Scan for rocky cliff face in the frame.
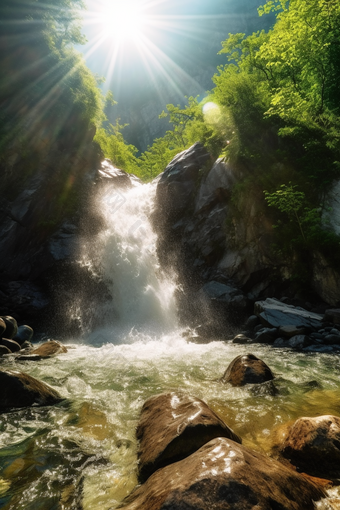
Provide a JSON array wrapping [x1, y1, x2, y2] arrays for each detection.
[[152, 143, 340, 332], [0, 143, 120, 336]]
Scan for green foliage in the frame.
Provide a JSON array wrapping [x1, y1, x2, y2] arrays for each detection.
[[94, 121, 138, 174], [212, 0, 340, 275], [0, 0, 104, 184]]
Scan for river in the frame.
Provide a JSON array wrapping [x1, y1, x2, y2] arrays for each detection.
[[1, 181, 340, 509]]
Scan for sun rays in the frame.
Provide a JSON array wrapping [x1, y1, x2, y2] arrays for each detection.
[[79, 0, 220, 97]]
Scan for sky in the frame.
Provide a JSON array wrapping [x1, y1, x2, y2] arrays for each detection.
[[78, 0, 268, 97]]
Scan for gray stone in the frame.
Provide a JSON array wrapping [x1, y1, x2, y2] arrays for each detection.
[[13, 325, 33, 345], [244, 315, 259, 329], [255, 328, 277, 344], [272, 337, 289, 347], [254, 298, 323, 329], [279, 325, 306, 338], [195, 158, 235, 213], [288, 335, 311, 349], [304, 345, 335, 353], [323, 334, 340, 345]]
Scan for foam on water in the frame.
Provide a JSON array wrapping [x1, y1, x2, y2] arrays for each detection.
[[77, 180, 178, 342], [2, 179, 340, 508]]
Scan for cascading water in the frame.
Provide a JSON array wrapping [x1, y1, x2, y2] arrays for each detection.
[[76, 180, 179, 342], [1, 179, 340, 509]]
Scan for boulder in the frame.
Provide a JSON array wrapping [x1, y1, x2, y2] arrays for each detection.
[[0, 317, 5, 337], [119, 437, 325, 510], [272, 415, 340, 479], [30, 340, 68, 358], [97, 159, 138, 188], [324, 309, 340, 325], [254, 298, 323, 329], [136, 392, 241, 483], [232, 334, 252, 344], [288, 335, 312, 349], [221, 354, 274, 386], [0, 338, 21, 353], [13, 324, 34, 345], [0, 370, 62, 410], [155, 142, 211, 225], [0, 315, 18, 339], [195, 158, 235, 213]]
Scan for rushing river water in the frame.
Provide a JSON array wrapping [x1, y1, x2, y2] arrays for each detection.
[[1, 180, 340, 509]]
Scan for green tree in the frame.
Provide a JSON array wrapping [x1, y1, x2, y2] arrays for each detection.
[[95, 121, 139, 174]]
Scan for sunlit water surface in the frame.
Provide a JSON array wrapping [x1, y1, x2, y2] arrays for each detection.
[[1, 178, 340, 508], [1, 337, 340, 509]]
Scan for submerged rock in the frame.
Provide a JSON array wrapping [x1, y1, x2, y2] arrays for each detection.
[[221, 353, 274, 386], [136, 392, 241, 483], [119, 437, 325, 510], [30, 340, 68, 358], [272, 415, 340, 479], [0, 370, 62, 410]]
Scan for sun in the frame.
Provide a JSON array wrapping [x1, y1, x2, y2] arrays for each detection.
[[98, 0, 147, 43]]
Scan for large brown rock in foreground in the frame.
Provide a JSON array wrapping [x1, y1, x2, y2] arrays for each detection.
[[136, 392, 241, 483], [0, 370, 62, 411], [119, 437, 325, 510], [272, 415, 340, 479], [221, 353, 274, 386]]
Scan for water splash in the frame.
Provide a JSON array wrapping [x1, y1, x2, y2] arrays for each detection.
[[78, 180, 178, 343]]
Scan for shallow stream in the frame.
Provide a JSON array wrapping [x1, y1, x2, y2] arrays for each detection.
[[1, 177, 340, 509]]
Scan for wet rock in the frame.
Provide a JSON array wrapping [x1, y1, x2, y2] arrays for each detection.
[[231, 334, 252, 344], [0, 338, 21, 353], [221, 354, 274, 386], [272, 415, 340, 479], [0, 370, 62, 410], [0, 316, 18, 339], [20, 340, 33, 350], [136, 392, 241, 483], [30, 340, 68, 358], [97, 159, 139, 188], [272, 337, 289, 348], [13, 325, 34, 345], [254, 298, 323, 329], [288, 335, 312, 349], [120, 437, 325, 510], [0, 345, 11, 356], [0, 317, 5, 337]]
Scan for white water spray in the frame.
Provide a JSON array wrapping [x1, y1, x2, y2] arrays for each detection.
[[78, 178, 178, 343]]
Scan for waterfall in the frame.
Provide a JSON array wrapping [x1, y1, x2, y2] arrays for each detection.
[[77, 179, 179, 343]]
